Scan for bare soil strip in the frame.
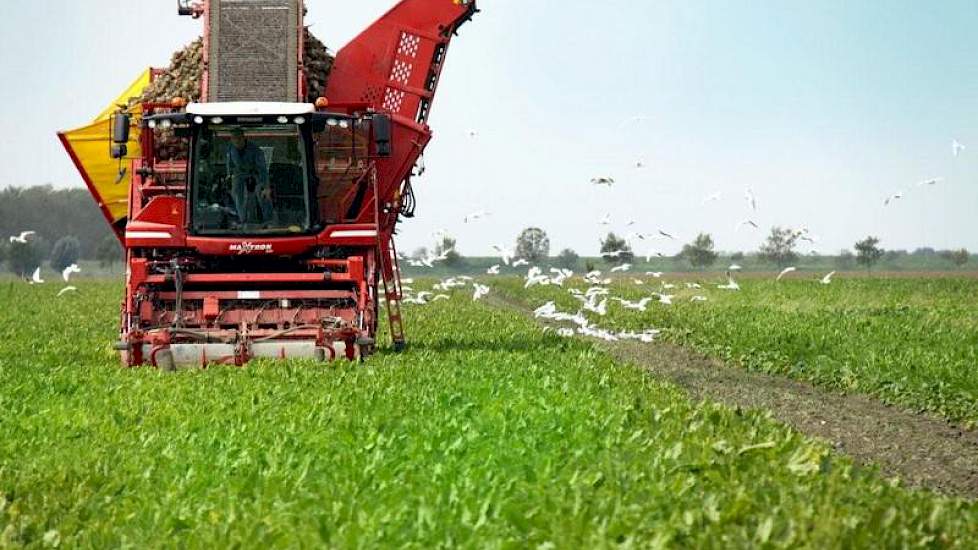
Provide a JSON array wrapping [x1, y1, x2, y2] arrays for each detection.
[[488, 294, 978, 499]]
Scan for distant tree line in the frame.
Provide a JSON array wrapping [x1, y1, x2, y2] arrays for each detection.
[[0, 185, 116, 259], [0, 186, 125, 275]]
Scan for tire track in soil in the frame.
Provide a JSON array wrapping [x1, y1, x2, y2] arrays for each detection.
[[487, 293, 978, 499]]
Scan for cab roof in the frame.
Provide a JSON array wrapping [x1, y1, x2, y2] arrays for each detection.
[[186, 102, 316, 116]]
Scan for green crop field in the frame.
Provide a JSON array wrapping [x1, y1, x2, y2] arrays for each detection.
[[1, 281, 977, 547], [495, 276, 978, 425]]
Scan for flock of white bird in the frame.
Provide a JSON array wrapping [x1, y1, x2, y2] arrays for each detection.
[[397, 132, 969, 344], [9, 231, 81, 295]]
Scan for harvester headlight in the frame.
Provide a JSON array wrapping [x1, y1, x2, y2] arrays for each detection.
[[147, 120, 157, 129], [277, 116, 289, 124], [339, 120, 350, 129], [326, 118, 338, 127], [160, 119, 173, 130], [211, 117, 223, 125], [193, 115, 204, 124], [294, 116, 306, 125]]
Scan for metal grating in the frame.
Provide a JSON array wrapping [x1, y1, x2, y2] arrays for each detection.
[[208, 0, 300, 102], [382, 88, 406, 113], [397, 32, 421, 58], [389, 59, 413, 86]]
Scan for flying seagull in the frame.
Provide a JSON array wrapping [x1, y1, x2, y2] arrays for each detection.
[[464, 210, 490, 223], [486, 265, 501, 275], [492, 244, 514, 266], [62, 264, 81, 283], [702, 192, 722, 204], [9, 231, 35, 244], [57, 286, 78, 297], [776, 266, 797, 281], [745, 187, 757, 211], [820, 271, 836, 285], [916, 177, 943, 187], [952, 139, 965, 157], [591, 177, 615, 186], [736, 219, 759, 231], [884, 192, 903, 206]]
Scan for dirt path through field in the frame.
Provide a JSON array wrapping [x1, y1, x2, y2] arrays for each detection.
[[487, 294, 978, 499]]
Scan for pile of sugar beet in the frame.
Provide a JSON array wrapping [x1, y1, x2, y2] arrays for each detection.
[[138, 30, 334, 159]]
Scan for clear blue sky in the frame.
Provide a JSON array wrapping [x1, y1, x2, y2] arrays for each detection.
[[1, 0, 976, 255]]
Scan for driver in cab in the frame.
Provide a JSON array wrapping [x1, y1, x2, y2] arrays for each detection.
[[227, 127, 273, 224]]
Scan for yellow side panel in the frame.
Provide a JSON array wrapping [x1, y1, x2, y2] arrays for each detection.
[[59, 69, 152, 229], [59, 118, 142, 224], [96, 69, 152, 121]]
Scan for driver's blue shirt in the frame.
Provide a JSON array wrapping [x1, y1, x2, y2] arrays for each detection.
[[227, 142, 269, 188]]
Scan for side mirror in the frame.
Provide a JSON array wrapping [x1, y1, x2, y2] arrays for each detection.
[[111, 113, 131, 145], [373, 115, 392, 157]]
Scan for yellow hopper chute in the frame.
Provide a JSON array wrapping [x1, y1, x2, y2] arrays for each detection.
[[58, 69, 152, 238]]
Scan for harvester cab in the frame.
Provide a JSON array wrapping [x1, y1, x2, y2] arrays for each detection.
[[142, 103, 391, 237]]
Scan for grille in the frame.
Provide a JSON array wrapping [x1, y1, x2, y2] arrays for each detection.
[[208, 0, 300, 102]]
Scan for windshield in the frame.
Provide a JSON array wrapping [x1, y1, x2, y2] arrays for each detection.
[[191, 125, 312, 235]]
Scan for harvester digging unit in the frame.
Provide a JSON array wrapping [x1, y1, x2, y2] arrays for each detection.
[[58, 0, 478, 368]]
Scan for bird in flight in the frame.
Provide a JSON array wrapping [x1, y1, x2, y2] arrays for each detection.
[[736, 219, 759, 231], [952, 139, 966, 157], [29, 267, 44, 285], [702, 192, 722, 204], [820, 271, 836, 285], [9, 231, 35, 244], [464, 210, 489, 223], [657, 230, 677, 240], [591, 177, 615, 186], [644, 250, 665, 262], [728, 264, 742, 271], [492, 244, 514, 266], [57, 286, 78, 297], [466, 129, 479, 138], [62, 264, 81, 283], [599, 213, 612, 225], [745, 187, 757, 211], [486, 265, 501, 275], [884, 192, 903, 206], [776, 267, 797, 281], [610, 263, 632, 273], [916, 177, 943, 187]]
